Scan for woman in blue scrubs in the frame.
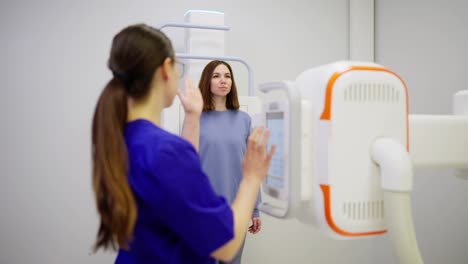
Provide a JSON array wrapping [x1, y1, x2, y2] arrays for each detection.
[[197, 60, 262, 264], [91, 24, 275, 264]]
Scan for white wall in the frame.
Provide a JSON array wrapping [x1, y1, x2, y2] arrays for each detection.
[[0, 0, 347, 263], [0, 0, 466, 263]]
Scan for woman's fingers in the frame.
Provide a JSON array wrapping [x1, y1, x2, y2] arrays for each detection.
[[248, 127, 278, 163], [256, 219, 262, 233], [247, 127, 262, 153], [266, 144, 276, 164], [258, 129, 270, 152]]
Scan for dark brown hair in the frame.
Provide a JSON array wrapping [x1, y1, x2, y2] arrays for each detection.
[[198, 60, 240, 111], [91, 24, 174, 251]]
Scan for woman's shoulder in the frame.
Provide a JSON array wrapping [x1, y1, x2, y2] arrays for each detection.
[[126, 119, 194, 154], [150, 128, 195, 153], [144, 132, 198, 171], [232, 110, 251, 132], [233, 109, 251, 120]]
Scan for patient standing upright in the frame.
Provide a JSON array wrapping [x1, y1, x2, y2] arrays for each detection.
[[198, 60, 262, 264]]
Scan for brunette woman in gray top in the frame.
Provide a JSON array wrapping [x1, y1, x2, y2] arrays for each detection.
[[197, 60, 262, 264]]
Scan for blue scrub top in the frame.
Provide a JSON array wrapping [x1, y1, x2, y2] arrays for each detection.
[[116, 119, 234, 264]]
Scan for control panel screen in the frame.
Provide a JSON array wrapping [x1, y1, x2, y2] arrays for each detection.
[[266, 112, 284, 189]]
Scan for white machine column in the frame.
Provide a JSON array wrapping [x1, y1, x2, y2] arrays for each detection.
[[184, 10, 225, 83], [453, 90, 468, 179]]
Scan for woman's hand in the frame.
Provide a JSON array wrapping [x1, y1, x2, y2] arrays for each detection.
[[242, 127, 276, 185], [248, 217, 262, 234], [177, 79, 203, 117]]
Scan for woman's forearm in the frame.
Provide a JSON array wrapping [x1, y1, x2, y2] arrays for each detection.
[[181, 113, 200, 151], [210, 177, 261, 261]]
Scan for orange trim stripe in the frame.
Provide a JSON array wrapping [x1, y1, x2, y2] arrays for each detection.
[[320, 184, 387, 237], [319, 65, 410, 150]]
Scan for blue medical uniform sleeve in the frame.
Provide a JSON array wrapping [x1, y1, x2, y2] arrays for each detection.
[[145, 140, 234, 257]]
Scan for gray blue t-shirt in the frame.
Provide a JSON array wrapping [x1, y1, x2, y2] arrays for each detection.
[[199, 110, 261, 217]]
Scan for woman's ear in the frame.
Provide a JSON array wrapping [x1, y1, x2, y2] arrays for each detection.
[[160, 57, 173, 81]]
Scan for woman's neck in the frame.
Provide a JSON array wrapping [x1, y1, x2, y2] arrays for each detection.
[[213, 96, 227, 111], [127, 90, 164, 126]]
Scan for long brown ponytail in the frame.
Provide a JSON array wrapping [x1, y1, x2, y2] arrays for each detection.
[[91, 24, 175, 251], [92, 77, 134, 251]]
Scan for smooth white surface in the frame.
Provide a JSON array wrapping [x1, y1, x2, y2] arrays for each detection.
[[349, 0, 374, 61], [453, 90, 468, 115], [300, 100, 314, 201], [184, 10, 225, 84], [409, 115, 468, 169], [453, 91, 468, 179], [372, 138, 413, 192], [294, 62, 408, 237]]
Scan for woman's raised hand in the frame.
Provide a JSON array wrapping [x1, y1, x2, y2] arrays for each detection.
[[242, 127, 276, 184], [177, 79, 203, 116]]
